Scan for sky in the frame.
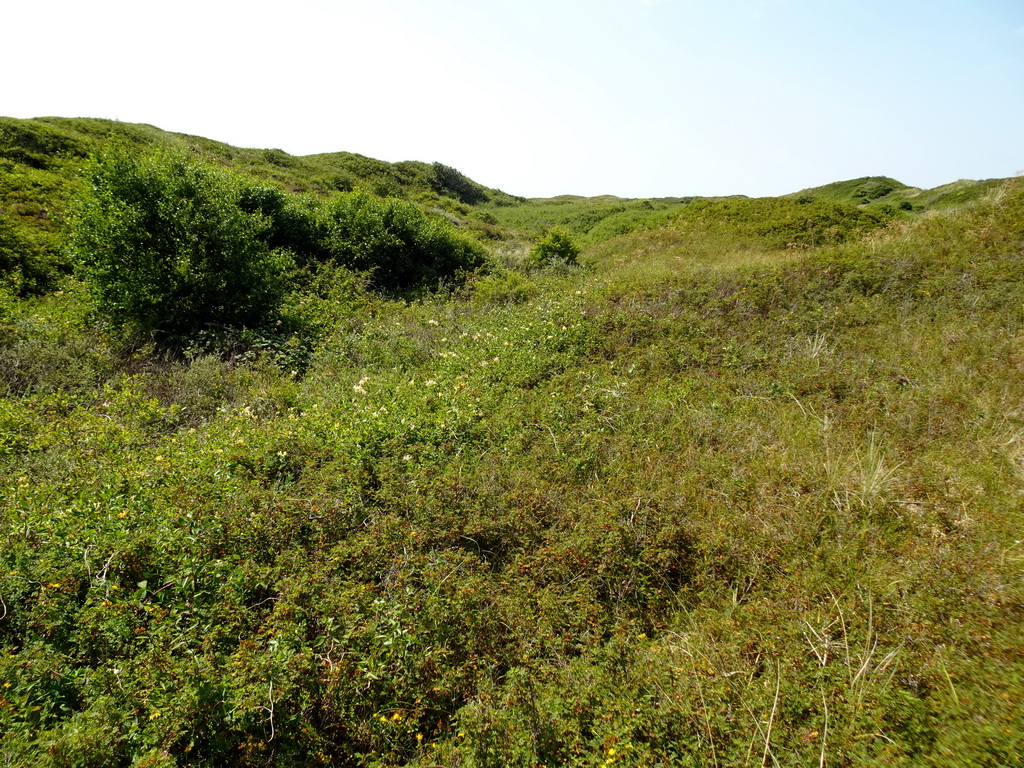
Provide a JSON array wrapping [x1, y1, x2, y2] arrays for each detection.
[[5, 0, 1023, 198]]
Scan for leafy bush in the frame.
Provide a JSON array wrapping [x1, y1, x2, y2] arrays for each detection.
[[429, 162, 487, 205], [321, 191, 487, 291], [470, 269, 538, 305], [70, 148, 293, 339], [528, 227, 580, 267]]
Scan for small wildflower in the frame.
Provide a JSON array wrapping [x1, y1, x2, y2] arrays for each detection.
[[402, 455, 413, 462], [149, 710, 161, 720]]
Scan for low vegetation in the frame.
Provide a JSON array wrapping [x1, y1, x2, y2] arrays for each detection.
[[1, 117, 1022, 767]]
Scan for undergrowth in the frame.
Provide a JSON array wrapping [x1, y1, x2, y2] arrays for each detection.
[[0, 135, 1021, 767]]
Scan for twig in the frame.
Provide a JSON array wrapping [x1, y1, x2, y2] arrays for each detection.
[[761, 662, 781, 767], [820, 691, 829, 768], [262, 681, 276, 741]]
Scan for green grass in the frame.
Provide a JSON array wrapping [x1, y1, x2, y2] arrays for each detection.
[[1, 117, 1023, 766], [789, 175, 1008, 214]]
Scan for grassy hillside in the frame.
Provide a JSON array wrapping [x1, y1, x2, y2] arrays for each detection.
[[0, 116, 523, 204], [788, 175, 1006, 212], [1, 118, 1022, 767], [0, 117, 520, 294]]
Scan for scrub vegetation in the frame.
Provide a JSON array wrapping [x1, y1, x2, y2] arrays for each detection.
[[1, 117, 1022, 767]]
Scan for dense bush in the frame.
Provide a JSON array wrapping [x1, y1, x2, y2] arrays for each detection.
[[321, 191, 487, 291], [429, 162, 487, 205], [528, 227, 580, 267], [70, 148, 294, 339]]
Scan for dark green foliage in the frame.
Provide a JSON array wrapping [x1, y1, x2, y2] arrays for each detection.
[[528, 226, 580, 267], [236, 184, 332, 262], [70, 148, 293, 338], [429, 162, 487, 205], [321, 191, 487, 290]]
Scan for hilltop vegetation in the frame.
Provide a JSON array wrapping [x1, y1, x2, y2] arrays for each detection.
[[787, 175, 1008, 213], [1, 117, 1022, 767]]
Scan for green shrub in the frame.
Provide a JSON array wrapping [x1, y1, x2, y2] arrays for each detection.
[[321, 191, 486, 291], [429, 162, 487, 205], [471, 269, 538, 305], [528, 227, 580, 267], [69, 148, 293, 339]]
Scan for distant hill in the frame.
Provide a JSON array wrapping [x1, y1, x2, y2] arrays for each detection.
[[788, 174, 1007, 211], [0, 116, 522, 203]]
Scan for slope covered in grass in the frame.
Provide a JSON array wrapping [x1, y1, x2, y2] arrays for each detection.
[[1, 107, 1022, 768], [789, 175, 1007, 213], [0, 117, 519, 295]]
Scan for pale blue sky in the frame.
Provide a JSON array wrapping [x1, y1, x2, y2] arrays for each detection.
[[5, 0, 1022, 197]]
